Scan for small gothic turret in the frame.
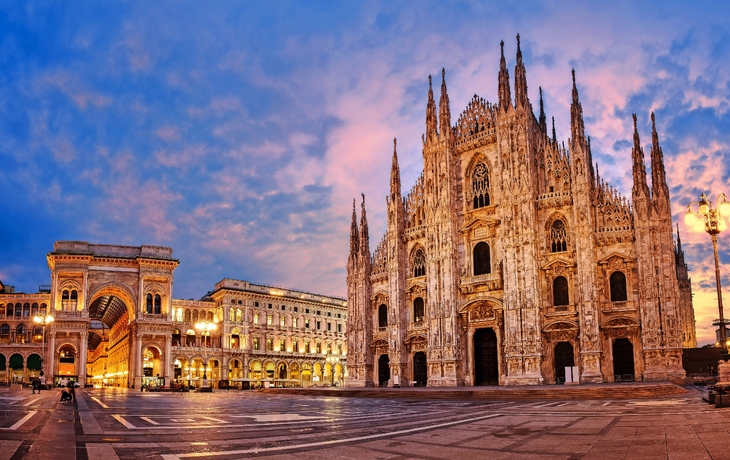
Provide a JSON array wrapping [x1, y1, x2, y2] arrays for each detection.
[[390, 138, 402, 200], [552, 116, 557, 144], [498, 40, 512, 111], [538, 87, 547, 136], [439, 68, 452, 141], [426, 75, 438, 142], [650, 112, 670, 209], [570, 69, 586, 148], [514, 34, 529, 109], [349, 199, 359, 257], [359, 193, 370, 260], [631, 113, 650, 200]]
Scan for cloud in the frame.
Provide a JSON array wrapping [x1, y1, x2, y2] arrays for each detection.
[[155, 126, 181, 142]]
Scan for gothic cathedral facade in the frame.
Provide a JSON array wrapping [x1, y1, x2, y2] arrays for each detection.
[[346, 36, 696, 387]]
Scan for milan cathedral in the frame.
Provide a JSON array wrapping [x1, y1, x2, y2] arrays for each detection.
[[346, 36, 696, 387]]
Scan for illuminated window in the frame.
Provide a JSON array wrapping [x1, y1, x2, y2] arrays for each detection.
[[253, 337, 260, 350], [279, 339, 285, 351], [253, 314, 259, 324], [292, 340, 299, 352], [267, 315, 273, 326], [293, 317, 298, 328], [266, 339, 273, 351], [280, 317, 285, 327]]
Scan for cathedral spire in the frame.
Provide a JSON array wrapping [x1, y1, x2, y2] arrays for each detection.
[[650, 111, 670, 204], [426, 75, 438, 141], [390, 138, 401, 199], [498, 40, 512, 111], [349, 198, 359, 257], [570, 69, 586, 148], [514, 34, 529, 108], [631, 113, 649, 199], [359, 193, 370, 259], [538, 87, 547, 136], [439, 68, 452, 140]]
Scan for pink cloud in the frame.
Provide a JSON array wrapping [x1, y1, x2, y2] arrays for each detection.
[[155, 126, 181, 142], [43, 72, 111, 109]]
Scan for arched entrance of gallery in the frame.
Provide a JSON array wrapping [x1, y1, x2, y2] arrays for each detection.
[[83, 288, 135, 388], [554, 342, 574, 384], [612, 338, 635, 382], [413, 351, 427, 387], [378, 354, 390, 387], [142, 346, 164, 388], [473, 328, 498, 385]]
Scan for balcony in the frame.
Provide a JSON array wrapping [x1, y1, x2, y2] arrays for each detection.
[[545, 304, 577, 317], [459, 271, 503, 294]]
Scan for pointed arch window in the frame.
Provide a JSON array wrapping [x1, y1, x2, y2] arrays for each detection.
[[378, 304, 388, 329], [184, 309, 191, 322], [553, 276, 569, 306], [472, 162, 490, 209], [413, 297, 425, 323], [154, 294, 162, 315], [146, 294, 153, 314], [412, 248, 426, 278], [473, 242, 491, 275], [610, 271, 628, 302], [550, 220, 567, 253]]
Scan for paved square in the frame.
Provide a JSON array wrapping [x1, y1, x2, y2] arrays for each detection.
[[0, 385, 726, 459]]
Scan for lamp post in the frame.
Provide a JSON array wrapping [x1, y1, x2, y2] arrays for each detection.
[[33, 313, 54, 387], [686, 192, 730, 360], [195, 321, 216, 388]]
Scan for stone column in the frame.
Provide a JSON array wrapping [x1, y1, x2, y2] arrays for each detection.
[[466, 328, 475, 386], [165, 335, 172, 382], [133, 334, 142, 389], [47, 332, 56, 386], [78, 332, 88, 386]]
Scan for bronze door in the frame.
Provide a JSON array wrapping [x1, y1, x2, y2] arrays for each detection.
[[612, 338, 635, 381], [474, 328, 499, 385], [413, 352, 427, 386], [554, 342, 575, 384], [378, 354, 390, 387]]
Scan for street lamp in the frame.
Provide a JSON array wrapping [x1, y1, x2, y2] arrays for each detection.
[[686, 192, 730, 359], [326, 355, 340, 387], [33, 313, 54, 386], [195, 321, 216, 387]]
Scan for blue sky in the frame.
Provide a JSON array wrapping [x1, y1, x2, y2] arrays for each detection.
[[1, 1, 729, 345]]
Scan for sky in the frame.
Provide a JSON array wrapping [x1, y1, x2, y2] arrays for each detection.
[[0, 1, 729, 345]]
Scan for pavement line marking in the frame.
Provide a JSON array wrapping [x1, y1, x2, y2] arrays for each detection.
[[3, 411, 37, 430], [159, 413, 502, 459], [602, 402, 612, 406], [202, 416, 225, 423], [91, 397, 110, 409], [112, 415, 135, 429], [555, 402, 569, 407], [22, 397, 43, 407], [140, 417, 160, 425], [533, 402, 561, 408]]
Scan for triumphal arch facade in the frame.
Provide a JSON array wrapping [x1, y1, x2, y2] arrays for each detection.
[[46, 241, 178, 388]]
